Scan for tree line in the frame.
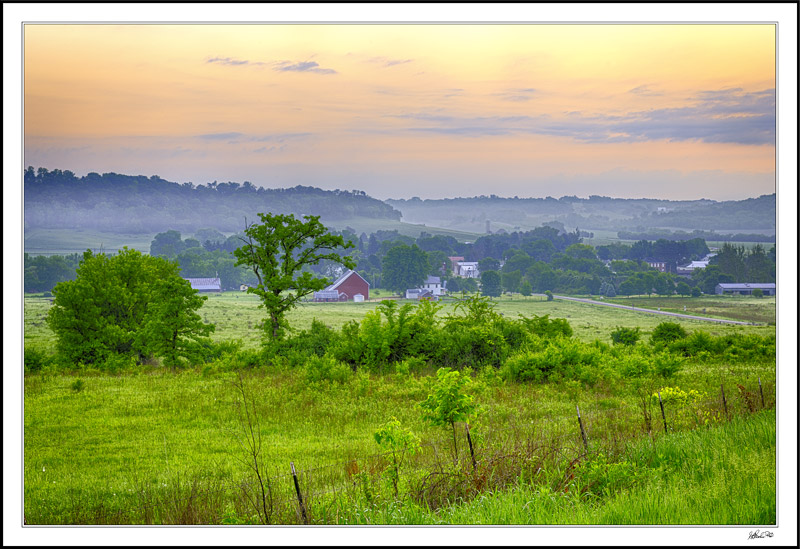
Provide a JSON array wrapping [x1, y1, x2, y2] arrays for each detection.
[[24, 166, 401, 234], [25, 223, 775, 298]]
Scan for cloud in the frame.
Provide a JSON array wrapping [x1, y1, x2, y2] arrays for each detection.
[[195, 132, 244, 140], [206, 57, 265, 67], [496, 88, 537, 102], [628, 85, 664, 96], [392, 88, 775, 145], [273, 60, 337, 74], [367, 56, 413, 68]]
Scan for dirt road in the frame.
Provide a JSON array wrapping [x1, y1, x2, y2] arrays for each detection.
[[548, 295, 756, 325]]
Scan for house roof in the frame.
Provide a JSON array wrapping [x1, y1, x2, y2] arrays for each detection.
[[183, 277, 221, 291], [326, 270, 370, 291], [716, 283, 775, 289], [425, 275, 441, 284]]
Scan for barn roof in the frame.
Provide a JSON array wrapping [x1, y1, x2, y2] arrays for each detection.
[[326, 270, 369, 291], [716, 283, 775, 289], [183, 277, 222, 291]]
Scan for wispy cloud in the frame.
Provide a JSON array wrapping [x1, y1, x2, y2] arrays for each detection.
[[496, 88, 537, 102], [194, 132, 313, 145], [207, 56, 336, 74], [367, 56, 413, 68], [206, 57, 265, 67], [392, 88, 775, 145], [195, 132, 244, 140], [273, 60, 337, 74], [628, 85, 664, 97]]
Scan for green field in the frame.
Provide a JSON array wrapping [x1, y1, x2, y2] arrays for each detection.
[[23, 293, 777, 352], [22, 293, 776, 525]]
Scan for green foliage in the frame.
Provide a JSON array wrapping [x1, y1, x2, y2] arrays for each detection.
[[480, 270, 502, 297], [518, 314, 573, 339], [25, 346, 51, 374], [304, 355, 352, 384], [46, 248, 215, 368], [650, 322, 687, 346], [381, 244, 429, 294], [135, 276, 215, 369], [571, 452, 642, 500], [752, 288, 764, 298], [70, 379, 85, 393], [373, 417, 420, 497], [420, 368, 481, 429], [234, 212, 355, 340], [545, 290, 554, 301], [610, 326, 641, 346], [519, 279, 533, 296]]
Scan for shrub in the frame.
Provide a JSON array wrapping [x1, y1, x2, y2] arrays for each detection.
[[518, 314, 573, 339], [545, 290, 554, 301], [653, 352, 683, 378], [24, 346, 50, 374], [610, 326, 640, 346], [650, 322, 687, 346], [304, 354, 352, 384], [752, 288, 764, 298]]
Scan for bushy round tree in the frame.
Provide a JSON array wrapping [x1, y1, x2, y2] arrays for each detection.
[[47, 248, 214, 367]]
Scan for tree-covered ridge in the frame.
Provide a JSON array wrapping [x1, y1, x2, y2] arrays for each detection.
[[387, 193, 776, 232], [23, 167, 401, 234]]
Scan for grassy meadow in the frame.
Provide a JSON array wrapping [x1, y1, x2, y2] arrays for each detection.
[[24, 292, 777, 352], [22, 292, 777, 525]]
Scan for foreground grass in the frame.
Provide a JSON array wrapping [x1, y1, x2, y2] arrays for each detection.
[[338, 410, 776, 525], [23, 357, 775, 524]]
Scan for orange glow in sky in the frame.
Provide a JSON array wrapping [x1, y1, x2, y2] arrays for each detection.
[[24, 24, 776, 199]]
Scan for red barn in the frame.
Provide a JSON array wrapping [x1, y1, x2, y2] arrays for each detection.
[[314, 270, 369, 302]]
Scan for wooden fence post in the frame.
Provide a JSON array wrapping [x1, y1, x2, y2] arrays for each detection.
[[657, 390, 668, 433], [465, 423, 477, 471], [758, 377, 765, 409], [720, 384, 729, 420], [290, 461, 308, 525], [576, 405, 589, 452]]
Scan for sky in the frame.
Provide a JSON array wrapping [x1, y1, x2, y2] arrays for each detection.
[[22, 22, 778, 201]]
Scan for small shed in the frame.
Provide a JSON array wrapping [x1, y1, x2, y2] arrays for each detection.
[[183, 277, 222, 292], [353, 294, 365, 303], [715, 283, 775, 296]]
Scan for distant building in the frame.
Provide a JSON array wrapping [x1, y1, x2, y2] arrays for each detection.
[[406, 288, 436, 300], [448, 256, 465, 276], [313, 270, 370, 302], [715, 283, 775, 296], [676, 260, 710, 276], [239, 284, 250, 291], [646, 261, 667, 273], [457, 262, 480, 278], [421, 275, 446, 296], [183, 277, 222, 292]]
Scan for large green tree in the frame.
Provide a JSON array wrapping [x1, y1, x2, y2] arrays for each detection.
[[234, 213, 355, 340], [135, 276, 215, 369], [47, 248, 214, 366], [381, 244, 429, 295], [480, 270, 502, 297]]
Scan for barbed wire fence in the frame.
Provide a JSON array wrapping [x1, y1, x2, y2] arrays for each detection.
[[35, 376, 775, 525]]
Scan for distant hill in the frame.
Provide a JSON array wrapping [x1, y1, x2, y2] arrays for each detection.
[[386, 193, 776, 234], [23, 167, 401, 234]]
